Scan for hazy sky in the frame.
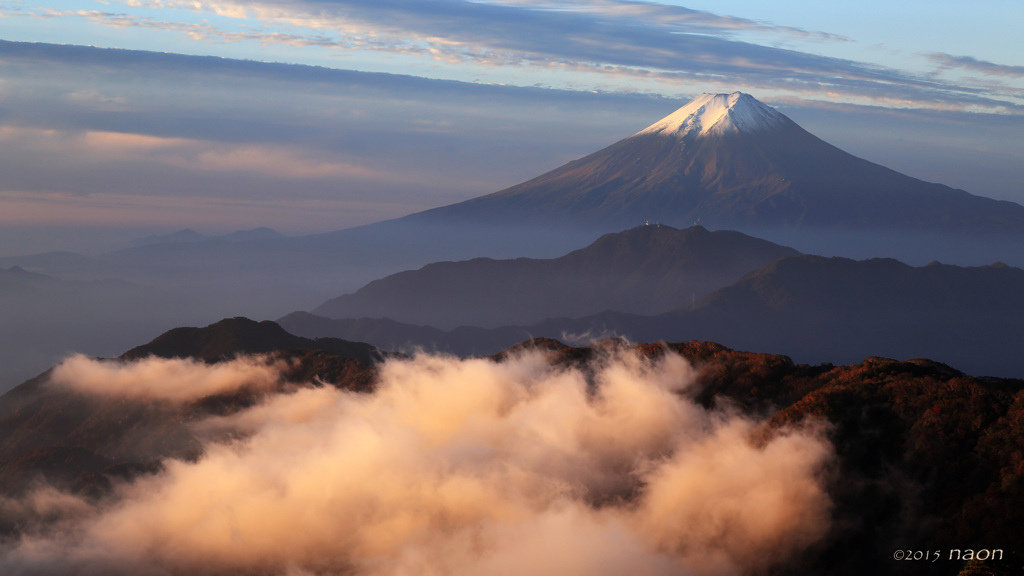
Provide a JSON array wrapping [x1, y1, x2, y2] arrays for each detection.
[[2, 0, 1023, 252]]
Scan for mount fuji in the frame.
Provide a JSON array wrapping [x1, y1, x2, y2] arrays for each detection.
[[6, 92, 1024, 392], [400, 92, 1024, 239]]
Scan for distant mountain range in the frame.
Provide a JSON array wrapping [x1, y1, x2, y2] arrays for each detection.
[[313, 224, 798, 329], [283, 239, 1024, 377]]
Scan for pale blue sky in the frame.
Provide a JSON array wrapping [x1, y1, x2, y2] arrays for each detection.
[[669, 0, 1022, 63]]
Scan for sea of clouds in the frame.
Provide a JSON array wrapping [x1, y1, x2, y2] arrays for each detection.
[[2, 348, 833, 576]]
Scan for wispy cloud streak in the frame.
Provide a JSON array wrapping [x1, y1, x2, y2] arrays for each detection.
[[928, 53, 1024, 79], [16, 0, 1013, 112]]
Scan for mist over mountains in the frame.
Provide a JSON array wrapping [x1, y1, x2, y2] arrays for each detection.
[[5, 92, 1024, 390], [0, 265, 205, 389], [313, 225, 798, 329], [3, 92, 1024, 384], [3, 90, 1024, 574], [130, 227, 285, 247]]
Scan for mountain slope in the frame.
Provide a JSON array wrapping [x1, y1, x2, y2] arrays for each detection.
[[312, 224, 799, 329], [668, 256, 1024, 373], [622, 256, 1024, 377], [405, 92, 1024, 234]]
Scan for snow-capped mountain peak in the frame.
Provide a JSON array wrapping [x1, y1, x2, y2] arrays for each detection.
[[636, 92, 786, 138]]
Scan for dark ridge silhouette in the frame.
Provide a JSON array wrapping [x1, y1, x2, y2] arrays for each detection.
[[313, 224, 799, 329], [122, 316, 380, 365], [278, 311, 534, 356]]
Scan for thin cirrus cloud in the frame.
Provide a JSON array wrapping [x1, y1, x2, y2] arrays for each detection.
[[0, 123, 472, 230], [23, 0, 1020, 113], [79, 130, 402, 181], [70, 9, 338, 48], [0, 125, 426, 193], [927, 53, 1024, 79]]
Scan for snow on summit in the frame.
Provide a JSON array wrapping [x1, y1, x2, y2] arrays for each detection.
[[637, 92, 786, 138]]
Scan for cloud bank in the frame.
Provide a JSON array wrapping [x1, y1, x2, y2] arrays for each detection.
[[14, 0, 1023, 112], [5, 349, 833, 575]]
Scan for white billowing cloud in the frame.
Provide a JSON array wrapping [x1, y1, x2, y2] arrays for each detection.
[[9, 349, 832, 575], [49, 354, 284, 402]]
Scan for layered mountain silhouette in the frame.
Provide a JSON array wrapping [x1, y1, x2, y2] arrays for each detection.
[[404, 92, 1024, 234], [283, 255, 1024, 378], [313, 224, 798, 329], [1, 92, 1021, 576], [5, 91, 1024, 393]]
